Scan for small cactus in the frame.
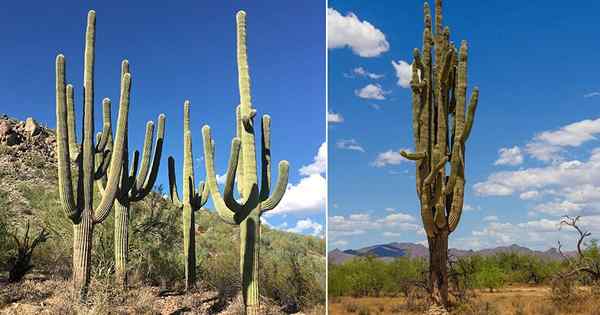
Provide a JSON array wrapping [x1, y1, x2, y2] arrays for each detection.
[[167, 100, 208, 291], [201, 11, 289, 314]]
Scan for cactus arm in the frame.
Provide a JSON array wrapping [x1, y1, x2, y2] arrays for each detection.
[[95, 98, 112, 153], [462, 88, 479, 143], [94, 148, 111, 180], [92, 72, 130, 224], [259, 115, 271, 201], [65, 84, 80, 160], [126, 150, 140, 194], [56, 55, 80, 221], [167, 156, 183, 209], [202, 126, 255, 224], [131, 114, 164, 201], [133, 121, 154, 188], [235, 105, 245, 197], [191, 181, 208, 210], [261, 160, 289, 212], [424, 155, 448, 187], [448, 177, 465, 232], [400, 150, 426, 161]]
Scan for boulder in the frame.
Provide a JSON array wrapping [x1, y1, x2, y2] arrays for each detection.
[[24, 117, 41, 136], [0, 120, 11, 137]]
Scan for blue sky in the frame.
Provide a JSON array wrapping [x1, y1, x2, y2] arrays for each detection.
[[328, 0, 600, 250], [0, 1, 325, 237]]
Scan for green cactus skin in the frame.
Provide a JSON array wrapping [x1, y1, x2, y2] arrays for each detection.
[[201, 11, 289, 315], [400, 0, 479, 309], [56, 10, 131, 300], [95, 61, 165, 289], [167, 101, 209, 292]]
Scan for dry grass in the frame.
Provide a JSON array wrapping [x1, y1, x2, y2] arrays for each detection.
[[0, 279, 325, 314], [328, 285, 600, 315]]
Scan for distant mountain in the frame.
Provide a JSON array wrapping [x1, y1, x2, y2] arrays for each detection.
[[328, 242, 573, 265]]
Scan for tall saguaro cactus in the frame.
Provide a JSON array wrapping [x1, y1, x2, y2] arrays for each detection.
[[56, 10, 129, 299], [400, 0, 479, 309], [201, 11, 289, 315], [167, 101, 209, 291], [95, 61, 165, 289]]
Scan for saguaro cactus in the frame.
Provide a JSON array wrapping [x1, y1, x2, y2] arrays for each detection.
[[167, 101, 208, 291], [95, 60, 165, 289], [56, 10, 129, 299], [400, 0, 479, 309], [201, 11, 289, 315]]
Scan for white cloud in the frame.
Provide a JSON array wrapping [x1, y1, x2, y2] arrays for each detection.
[[463, 203, 479, 211], [328, 111, 344, 124], [519, 190, 539, 200], [494, 146, 523, 166], [329, 210, 421, 245], [299, 143, 326, 176], [369, 104, 381, 110], [584, 92, 600, 98], [391, 60, 412, 88], [336, 139, 365, 152], [355, 84, 388, 100], [272, 143, 326, 215], [371, 149, 409, 167], [525, 118, 600, 161], [483, 216, 498, 222], [216, 173, 227, 185], [352, 66, 384, 79], [327, 8, 389, 57], [287, 218, 323, 238]]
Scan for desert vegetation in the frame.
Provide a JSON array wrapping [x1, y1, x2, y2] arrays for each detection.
[[328, 238, 600, 314], [0, 7, 324, 315]]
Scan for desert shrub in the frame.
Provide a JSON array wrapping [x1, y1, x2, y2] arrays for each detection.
[[453, 300, 500, 315], [357, 305, 370, 315], [475, 264, 505, 292], [344, 301, 359, 313]]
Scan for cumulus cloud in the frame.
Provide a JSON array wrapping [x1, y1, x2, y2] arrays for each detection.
[[519, 190, 540, 200], [336, 139, 365, 152], [355, 84, 388, 100], [495, 146, 523, 166], [526, 118, 600, 162], [371, 149, 409, 167], [327, 8, 390, 57], [329, 211, 420, 243], [328, 111, 344, 124], [391, 60, 412, 88], [272, 143, 326, 215], [216, 173, 227, 185], [352, 66, 384, 79], [287, 218, 324, 238]]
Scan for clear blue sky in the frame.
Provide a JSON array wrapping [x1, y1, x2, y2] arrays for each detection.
[[328, 0, 600, 250], [0, 1, 325, 236]]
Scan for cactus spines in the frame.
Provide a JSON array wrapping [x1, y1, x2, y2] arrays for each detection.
[[167, 100, 208, 291], [201, 10, 289, 314], [95, 61, 165, 289], [56, 10, 130, 299], [400, 0, 479, 309]]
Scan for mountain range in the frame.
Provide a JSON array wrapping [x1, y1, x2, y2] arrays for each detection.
[[329, 242, 572, 265]]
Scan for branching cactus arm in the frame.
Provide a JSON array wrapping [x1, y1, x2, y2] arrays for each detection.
[[259, 115, 289, 212]]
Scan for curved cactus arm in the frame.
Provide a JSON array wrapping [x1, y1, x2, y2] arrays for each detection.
[[95, 98, 112, 153], [56, 54, 80, 222], [462, 88, 479, 143], [92, 72, 131, 224], [94, 147, 111, 180], [65, 84, 80, 160], [202, 126, 255, 225], [131, 114, 164, 201], [400, 150, 427, 161], [167, 156, 183, 209], [448, 177, 465, 232], [133, 121, 154, 187], [191, 181, 209, 210], [424, 155, 448, 187], [261, 160, 289, 212], [126, 150, 140, 195]]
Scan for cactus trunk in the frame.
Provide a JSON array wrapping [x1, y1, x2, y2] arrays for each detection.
[[428, 230, 449, 307], [114, 199, 129, 288], [72, 210, 93, 300], [241, 210, 261, 315], [183, 203, 197, 290]]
